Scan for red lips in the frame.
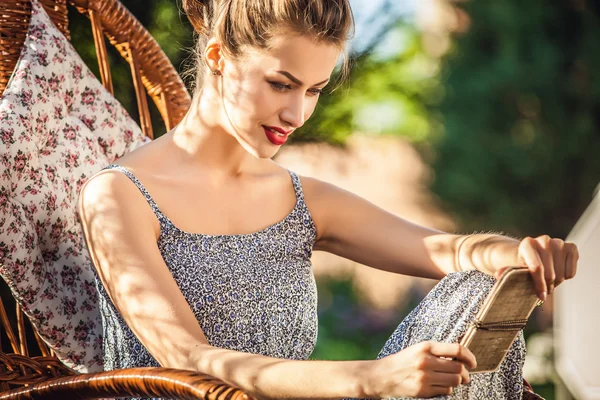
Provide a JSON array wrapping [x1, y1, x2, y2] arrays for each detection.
[[263, 126, 291, 146], [266, 126, 292, 135]]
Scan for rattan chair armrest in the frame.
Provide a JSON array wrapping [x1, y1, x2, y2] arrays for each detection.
[[0, 367, 255, 400]]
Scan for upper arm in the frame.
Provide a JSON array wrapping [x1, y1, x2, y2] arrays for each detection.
[[301, 176, 456, 280], [78, 171, 210, 369]]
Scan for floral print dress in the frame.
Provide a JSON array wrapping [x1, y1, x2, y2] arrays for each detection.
[[96, 165, 527, 400], [96, 165, 319, 372]]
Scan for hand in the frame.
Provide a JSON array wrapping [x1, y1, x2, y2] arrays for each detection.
[[365, 342, 476, 398], [496, 235, 579, 301]]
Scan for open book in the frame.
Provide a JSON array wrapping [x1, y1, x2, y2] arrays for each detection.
[[460, 266, 542, 373]]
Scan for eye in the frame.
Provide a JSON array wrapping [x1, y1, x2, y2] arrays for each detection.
[[307, 88, 324, 97], [269, 82, 291, 92]]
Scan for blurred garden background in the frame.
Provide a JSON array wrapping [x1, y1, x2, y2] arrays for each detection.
[[65, 0, 600, 398]]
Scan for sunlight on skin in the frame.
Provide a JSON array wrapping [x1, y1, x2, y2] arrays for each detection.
[[78, 36, 384, 399], [76, 6, 579, 395], [79, 172, 211, 367], [426, 233, 522, 277], [173, 35, 341, 172]]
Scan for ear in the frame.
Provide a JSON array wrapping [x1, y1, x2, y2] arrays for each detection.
[[204, 38, 225, 73]]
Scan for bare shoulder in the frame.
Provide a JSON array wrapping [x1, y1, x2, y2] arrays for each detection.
[[294, 175, 361, 240], [298, 175, 335, 199], [80, 168, 136, 207], [78, 168, 159, 237], [79, 133, 171, 223], [296, 174, 364, 214], [297, 175, 356, 206], [112, 132, 168, 170]]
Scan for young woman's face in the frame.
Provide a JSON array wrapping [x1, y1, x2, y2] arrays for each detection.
[[217, 35, 341, 158]]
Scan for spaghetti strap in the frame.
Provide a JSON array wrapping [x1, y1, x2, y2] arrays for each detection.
[[97, 164, 319, 378], [103, 164, 168, 224], [288, 170, 306, 203]]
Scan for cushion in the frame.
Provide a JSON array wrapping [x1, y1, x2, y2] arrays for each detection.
[[0, 0, 150, 372]]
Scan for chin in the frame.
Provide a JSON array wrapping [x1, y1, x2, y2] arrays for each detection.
[[238, 140, 280, 159], [255, 146, 281, 159]]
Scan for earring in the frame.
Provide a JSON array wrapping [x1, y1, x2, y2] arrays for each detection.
[[212, 69, 221, 76]]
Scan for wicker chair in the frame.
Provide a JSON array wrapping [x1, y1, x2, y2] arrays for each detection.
[[0, 0, 253, 398]]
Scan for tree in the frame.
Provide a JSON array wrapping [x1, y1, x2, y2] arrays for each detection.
[[70, 0, 415, 145], [429, 0, 600, 237]]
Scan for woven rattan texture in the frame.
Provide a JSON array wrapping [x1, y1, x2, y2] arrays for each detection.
[[0, 366, 255, 400], [0, 2, 249, 398], [0, 353, 75, 392], [0, 287, 254, 398], [72, 0, 191, 130], [0, 0, 191, 131], [0, 0, 70, 96]]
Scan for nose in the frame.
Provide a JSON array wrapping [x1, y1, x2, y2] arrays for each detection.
[[280, 93, 305, 129]]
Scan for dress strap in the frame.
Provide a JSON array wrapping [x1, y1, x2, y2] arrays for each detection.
[[286, 170, 317, 244], [103, 164, 168, 224], [288, 170, 306, 204]]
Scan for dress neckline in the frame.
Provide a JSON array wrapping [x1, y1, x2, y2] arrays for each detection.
[[104, 164, 303, 239]]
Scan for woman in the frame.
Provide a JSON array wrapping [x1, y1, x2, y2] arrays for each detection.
[[78, 0, 578, 398]]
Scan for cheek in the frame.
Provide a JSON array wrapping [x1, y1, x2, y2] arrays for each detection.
[[249, 88, 286, 122], [304, 98, 319, 120], [224, 80, 269, 122]]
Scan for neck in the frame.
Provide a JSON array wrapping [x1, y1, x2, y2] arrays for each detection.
[[170, 85, 258, 178]]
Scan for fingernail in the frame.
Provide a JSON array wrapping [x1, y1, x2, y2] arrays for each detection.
[[540, 292, 547, 302]]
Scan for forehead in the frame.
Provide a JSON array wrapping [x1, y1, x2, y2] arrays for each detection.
[[243, 35, 341, 81]]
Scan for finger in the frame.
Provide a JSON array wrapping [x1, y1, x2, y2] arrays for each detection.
[[564, 243, 579, 280], [494, 266, 510, 280], [520, 238, 547, 301], [429, 343, 477, 370], [429, 371, 463, 388], [431, 358, 470, 383], [553, 240, 567, 287], [537, 236, 556, 295]]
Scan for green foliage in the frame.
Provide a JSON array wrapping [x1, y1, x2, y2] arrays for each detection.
[[429, 0, 600, 237], [296, 23, 440, 145], [311, 276, 419, 361], [70, 2, 436, 145]]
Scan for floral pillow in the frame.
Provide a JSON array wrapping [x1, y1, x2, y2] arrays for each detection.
[[0, 0, 150, 372]]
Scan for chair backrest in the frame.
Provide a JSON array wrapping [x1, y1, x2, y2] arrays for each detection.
[[0, 0, 191, 376], [0, 0, 191, 138], [0, 1, 71, 96]]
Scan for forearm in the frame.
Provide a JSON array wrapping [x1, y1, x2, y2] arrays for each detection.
[[190, 344, 369, 400], [453, 233, 520, 276]]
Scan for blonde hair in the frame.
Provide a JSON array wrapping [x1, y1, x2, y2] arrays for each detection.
[[182, 0, 354, 93]]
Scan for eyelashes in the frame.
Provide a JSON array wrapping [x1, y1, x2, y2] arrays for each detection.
[[269, 82, 291, 92], [268, 81, 323, 96]]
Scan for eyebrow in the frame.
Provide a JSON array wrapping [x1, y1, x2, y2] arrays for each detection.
[[276, 70, 330, 87]]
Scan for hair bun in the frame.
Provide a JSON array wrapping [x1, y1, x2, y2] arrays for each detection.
[[183, 0, 211, 35]]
